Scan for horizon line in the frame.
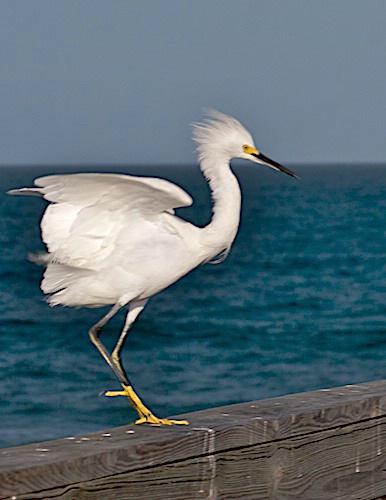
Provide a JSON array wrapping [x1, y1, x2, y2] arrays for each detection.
[[1, 161, 386, 169]]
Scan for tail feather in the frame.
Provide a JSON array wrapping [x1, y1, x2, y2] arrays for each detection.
[[42, 262, 91, 295]]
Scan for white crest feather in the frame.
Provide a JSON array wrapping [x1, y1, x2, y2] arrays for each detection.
[[192, 109, 255, 162]]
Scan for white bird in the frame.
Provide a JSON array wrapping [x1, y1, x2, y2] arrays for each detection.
[[8, 110, 298, 425]]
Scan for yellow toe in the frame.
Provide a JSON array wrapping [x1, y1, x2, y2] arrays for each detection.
[[103, 385, 189, 426], [134, 416, 189, 426], [104, 390, 128, 397]]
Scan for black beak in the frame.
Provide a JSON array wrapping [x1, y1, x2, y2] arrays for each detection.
[[252, 152, 299, 179]]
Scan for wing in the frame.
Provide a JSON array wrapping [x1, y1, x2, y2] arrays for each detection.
[[33, 173, 192, 212], [9, 173, 193, 268]]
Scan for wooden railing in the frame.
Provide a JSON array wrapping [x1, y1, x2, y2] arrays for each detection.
[[1, 380, 386, 499]]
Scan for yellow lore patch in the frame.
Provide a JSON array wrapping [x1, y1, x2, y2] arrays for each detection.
[[243, 144, 260, 155]]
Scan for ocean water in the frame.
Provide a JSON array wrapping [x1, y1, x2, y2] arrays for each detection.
[[0, 163, 385, 449]]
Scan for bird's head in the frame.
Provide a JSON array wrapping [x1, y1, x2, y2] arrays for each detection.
[[192, 109, 299, 178]]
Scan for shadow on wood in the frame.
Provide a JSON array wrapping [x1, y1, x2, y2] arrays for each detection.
[[1, 380, 386, 499]]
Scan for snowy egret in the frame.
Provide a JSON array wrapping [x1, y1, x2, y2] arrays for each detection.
[[9, 110, 298, 426]]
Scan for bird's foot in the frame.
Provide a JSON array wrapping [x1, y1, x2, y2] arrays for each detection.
[[104, 385, 189, 426], [134, 415, 189, 426]]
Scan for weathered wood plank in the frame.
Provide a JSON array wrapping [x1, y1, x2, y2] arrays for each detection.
[[8, 416, 386, 499], [1, 380, 386, 499]]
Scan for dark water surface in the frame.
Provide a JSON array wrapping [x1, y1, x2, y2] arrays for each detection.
[[0, 164, 385, 448]]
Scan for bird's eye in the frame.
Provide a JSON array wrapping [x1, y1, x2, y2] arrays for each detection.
[[242, 144, 249, 153]]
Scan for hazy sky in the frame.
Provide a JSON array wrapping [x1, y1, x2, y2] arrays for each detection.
[[2, 0, 386, 166]]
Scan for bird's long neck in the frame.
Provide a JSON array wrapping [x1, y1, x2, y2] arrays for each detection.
[[200, 156, 241, 258]]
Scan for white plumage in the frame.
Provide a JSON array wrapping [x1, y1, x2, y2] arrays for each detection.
[[9, 110, 298, 425], [30, 173, 196, 307]]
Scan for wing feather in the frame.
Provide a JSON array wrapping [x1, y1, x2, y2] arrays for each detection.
[[34, 173, 192, 212], [11, 172, 193, 268]]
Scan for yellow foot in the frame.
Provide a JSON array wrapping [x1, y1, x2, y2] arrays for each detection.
[[134, 416, 189, 426], [104, 388, 189, 426]]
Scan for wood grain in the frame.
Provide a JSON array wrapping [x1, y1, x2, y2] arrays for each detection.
[[2, 380, 386, 499]]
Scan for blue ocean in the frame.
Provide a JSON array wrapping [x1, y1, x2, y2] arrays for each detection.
[[0, 164, 385, 449]]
